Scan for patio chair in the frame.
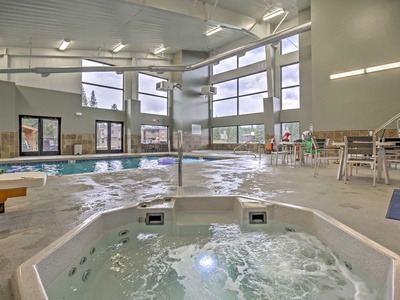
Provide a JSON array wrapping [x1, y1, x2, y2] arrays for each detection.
[[383, 137, 400, 169], [343, 136, 377, 186], [270, 139, 292, 166], [311, 137, 340, 177]]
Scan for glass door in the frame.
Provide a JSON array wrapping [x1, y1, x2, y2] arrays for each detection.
[[96, 121, 123, 153], [20, 116, 61, 156]]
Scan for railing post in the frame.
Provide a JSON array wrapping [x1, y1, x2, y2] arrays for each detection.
[[177, 130, 183, 187]]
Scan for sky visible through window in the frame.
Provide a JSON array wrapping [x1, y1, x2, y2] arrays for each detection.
[[138, 73, 168, 115], [213, 46, 266, 75], [213, 72, 267, 117], [81, 59, 124, 110], [281, 63, 300, 110], [281, 35, 299, 55]]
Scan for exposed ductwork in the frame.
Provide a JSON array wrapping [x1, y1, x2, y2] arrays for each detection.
[[0, 21, 311, 75]]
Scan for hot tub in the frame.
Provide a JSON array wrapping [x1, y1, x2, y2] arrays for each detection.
[[11, 196, 400, 299]]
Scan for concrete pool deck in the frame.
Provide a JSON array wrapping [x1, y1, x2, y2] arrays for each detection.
[[1, 151, 400, 299]]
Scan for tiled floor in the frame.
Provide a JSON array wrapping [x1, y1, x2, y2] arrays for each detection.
[[1, 152, 400, 299]]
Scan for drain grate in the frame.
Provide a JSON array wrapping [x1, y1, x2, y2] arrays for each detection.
[[145, 213, 164, 225], [249, 212, 267, 224]]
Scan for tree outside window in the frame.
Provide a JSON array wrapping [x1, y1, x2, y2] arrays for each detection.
[[81, 59, 124, 110]]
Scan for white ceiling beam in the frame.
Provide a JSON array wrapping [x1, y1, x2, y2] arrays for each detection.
[[125, 0, 258, 33]]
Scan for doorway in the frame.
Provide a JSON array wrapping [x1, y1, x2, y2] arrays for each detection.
[[96, 121, 123, 153], [19, 115, 61, 156]]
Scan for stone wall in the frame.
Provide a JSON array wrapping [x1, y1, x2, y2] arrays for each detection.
[[61, 133, 95, 155], [0, 132, 18, 158]]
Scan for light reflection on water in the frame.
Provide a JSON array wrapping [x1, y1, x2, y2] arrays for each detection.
[[47, 223, 384, 300], [0, 157, 212, 176]]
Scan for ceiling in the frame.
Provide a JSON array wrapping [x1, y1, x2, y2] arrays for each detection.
[[0, 0, 310, 56]]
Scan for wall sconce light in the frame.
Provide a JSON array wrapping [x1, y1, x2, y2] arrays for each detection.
[[76, 112, 83, 116], [329, 69, 365, 80], [365, 61, 400, 73]]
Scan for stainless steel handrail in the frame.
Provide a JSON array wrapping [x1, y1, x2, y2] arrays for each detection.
[[233, 141, 257, 158], [177, 130, 183, 187]]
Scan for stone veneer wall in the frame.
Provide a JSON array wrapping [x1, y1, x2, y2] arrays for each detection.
[[313, 128, 399, 143], [61, 133, 95, 155], [0, 132, 18, 158], [127, 134, 142, 153]]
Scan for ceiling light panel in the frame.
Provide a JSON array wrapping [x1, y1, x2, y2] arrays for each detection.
[[263, 9, 285, 21], [58, 39, 70, 51]]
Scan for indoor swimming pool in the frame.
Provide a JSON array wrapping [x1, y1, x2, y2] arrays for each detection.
[[0, 156, 216, 176]]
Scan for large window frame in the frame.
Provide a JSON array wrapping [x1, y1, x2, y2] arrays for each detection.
[[281, 63, 300, 110], [212, 71, 267, 118], [281, 34, 299, 55], [81, 59, 124, 111], [212, 124, 265, 144], [138, 73, 169, 116], [95, 120, 123, 154], [212, 46, 266, 75]]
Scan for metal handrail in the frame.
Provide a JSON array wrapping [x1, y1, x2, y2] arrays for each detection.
[[233, 141, 257, 158], [373, 112, 400, 137], [177, 130, 183, 187]]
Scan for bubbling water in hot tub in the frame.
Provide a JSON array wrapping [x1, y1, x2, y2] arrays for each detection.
[[47, 221, 382, 300]]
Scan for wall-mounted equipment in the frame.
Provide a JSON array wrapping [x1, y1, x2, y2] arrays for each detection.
[[156, 81, 174, 91], [201, 86, 217, 95]]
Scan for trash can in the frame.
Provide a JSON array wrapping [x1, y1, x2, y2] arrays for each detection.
[[74, 144, 82, 155]]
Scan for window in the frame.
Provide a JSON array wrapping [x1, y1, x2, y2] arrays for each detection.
[[212, 72, 267, 118], [238, 46, 266, 67], [212, 56, 237, 75], [239, 124, 265, 143], [212, 126, 238, 143], [212, 46, 266, 75], [281, 35, 299, 55], [82, 59, 124, 110], [212, 124, 265, 144], [281, 122, 300, 141], [281, 63, 300, 110], [138, 73, 168, 115], [141, 125, 168, 143]]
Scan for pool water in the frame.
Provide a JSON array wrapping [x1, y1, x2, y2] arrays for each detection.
[[47, 222, 383, 300], [0, 156, 214, 176]]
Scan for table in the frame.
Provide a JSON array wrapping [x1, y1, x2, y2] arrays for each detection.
[[333, 141, 393, 183], [280, 141, 307, 166]]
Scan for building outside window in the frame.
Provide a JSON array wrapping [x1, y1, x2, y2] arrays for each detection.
[[281, 63, 300, 110], [81, 59, 124, 110], [141, 125, 168, 143], [138, 73, 168, 115]]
